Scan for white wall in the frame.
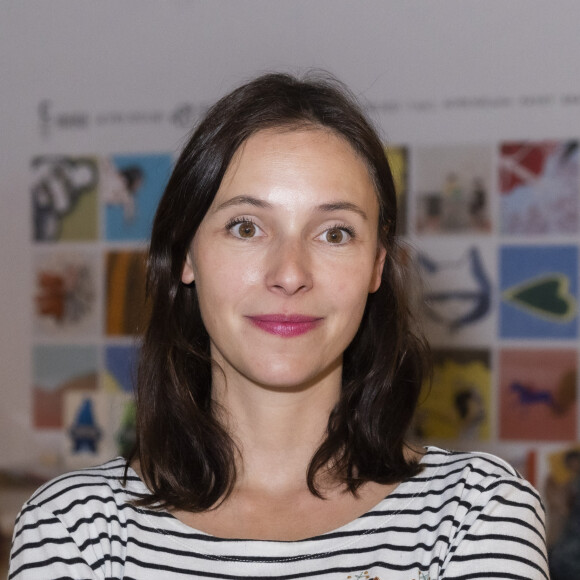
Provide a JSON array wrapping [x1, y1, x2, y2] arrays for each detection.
[[1, 1, 579, 470]]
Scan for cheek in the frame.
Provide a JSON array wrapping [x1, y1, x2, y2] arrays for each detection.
[[194, 250, 262, 314], [239, 263, 262, 286], [328, 254, 378, 297], [323, 262, 373, 320]]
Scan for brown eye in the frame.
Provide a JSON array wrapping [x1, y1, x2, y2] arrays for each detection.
[[325, 227, 345, 244], [238, 221, 256, 238], [229, 220, 263, 239]]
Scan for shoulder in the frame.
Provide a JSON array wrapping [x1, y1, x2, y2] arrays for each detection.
[[419, 446, 545, 532], [10, 457, 149, 578], [421, 445, 530, 483], [26, 457, 138, 508], [16, 457, 146, 533], [419, 448, 548, 577]]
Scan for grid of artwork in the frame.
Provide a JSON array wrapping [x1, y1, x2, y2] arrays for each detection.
[[31, 153, 172, 468], [388, 140, 580, 557], [30, 141, 580, 552]]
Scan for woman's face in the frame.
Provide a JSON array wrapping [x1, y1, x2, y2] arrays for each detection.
[[182, 128, 386, 391]]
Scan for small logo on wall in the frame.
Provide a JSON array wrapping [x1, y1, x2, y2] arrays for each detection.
[[38, 99, 206, 138], [170, 103, 206, 128], [38, 100, 90, 138]]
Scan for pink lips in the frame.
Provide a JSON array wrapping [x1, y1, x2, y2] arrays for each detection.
[[247, 314, 322, 337]]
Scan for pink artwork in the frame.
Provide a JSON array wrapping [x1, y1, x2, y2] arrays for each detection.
[[499, 349, 577, 441]]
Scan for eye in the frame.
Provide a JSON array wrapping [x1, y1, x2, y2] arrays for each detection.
[[318, 225, 355, 245], [227, 218, 264, 239]]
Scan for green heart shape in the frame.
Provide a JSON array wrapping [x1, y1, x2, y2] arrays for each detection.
[[503, 274, 577, 323]]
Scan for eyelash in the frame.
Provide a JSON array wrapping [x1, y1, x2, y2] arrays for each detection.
[[326, 223, 356, 239], [225, 216, 256, 231]]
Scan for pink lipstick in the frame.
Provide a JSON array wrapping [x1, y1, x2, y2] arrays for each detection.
[[247, 314, 322, 337]]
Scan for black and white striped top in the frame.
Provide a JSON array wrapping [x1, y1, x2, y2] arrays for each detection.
[[9, 447, 548, 579]]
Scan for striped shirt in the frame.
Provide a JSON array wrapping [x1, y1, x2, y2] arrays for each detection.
[[9, 447, 548, 579]]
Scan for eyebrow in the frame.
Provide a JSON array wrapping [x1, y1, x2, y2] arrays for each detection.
[[317, 201, 368, 221], [215, 195, 368, 220], [214, 195, 273, 212]]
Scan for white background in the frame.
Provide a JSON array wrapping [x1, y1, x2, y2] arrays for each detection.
[[2, 0, 580, 468]]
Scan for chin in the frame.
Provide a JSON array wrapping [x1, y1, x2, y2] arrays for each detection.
[[251, 376, 328, 393], [247, 357, 341, 392]]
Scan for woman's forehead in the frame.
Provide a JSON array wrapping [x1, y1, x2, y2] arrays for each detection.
[[215, 127, 379, 209]]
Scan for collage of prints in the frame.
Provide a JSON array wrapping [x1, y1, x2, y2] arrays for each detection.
[[31, 139, 580, 552]]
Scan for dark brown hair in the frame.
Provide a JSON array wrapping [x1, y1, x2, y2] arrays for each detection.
[[131, 72, 429, 511]]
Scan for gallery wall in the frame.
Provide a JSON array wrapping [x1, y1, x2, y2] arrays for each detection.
[[2, 0, 580, 550]]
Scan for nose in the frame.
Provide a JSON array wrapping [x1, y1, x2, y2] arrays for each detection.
[[265, 238, 313, 296]]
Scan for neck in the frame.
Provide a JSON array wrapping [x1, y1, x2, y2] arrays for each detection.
[[211, 365, 342, 496]]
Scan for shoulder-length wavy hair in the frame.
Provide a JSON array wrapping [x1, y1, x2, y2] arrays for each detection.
[[131, 72, 429, 511]]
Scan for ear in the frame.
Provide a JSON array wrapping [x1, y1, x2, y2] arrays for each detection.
[[181, 252, 195, 284], [368, 245, 387, 293]]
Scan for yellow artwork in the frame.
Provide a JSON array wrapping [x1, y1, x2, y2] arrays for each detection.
[[385, 146, 407, 199], [547, 446, 580, 485], [416, 354, 491, 440], [106, 251, 149, 336], [60, 187, 98, 240], [385, 146, 408, 234]]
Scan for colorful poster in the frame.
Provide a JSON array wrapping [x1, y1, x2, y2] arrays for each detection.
[[104, 154, 172, 241], [541, 445, 580, 578], [499, 140, 579, 235], [413, 349, 491, 441], [31, 156, 99, 242], [106, 250, 149, 336], [33, 250, 99, 337], [63, 390, 134, 468], [500, 245, 578, 339], [415, 240, 496, 346], [414, 144, 492, 234], [499, 349, 577, 441], [33, 345, 98, 429]]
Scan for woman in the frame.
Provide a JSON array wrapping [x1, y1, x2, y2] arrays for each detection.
[[10, 73, 548, 579]]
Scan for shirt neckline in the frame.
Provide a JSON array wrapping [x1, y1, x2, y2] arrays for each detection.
[[125, 446, 446, 561]]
